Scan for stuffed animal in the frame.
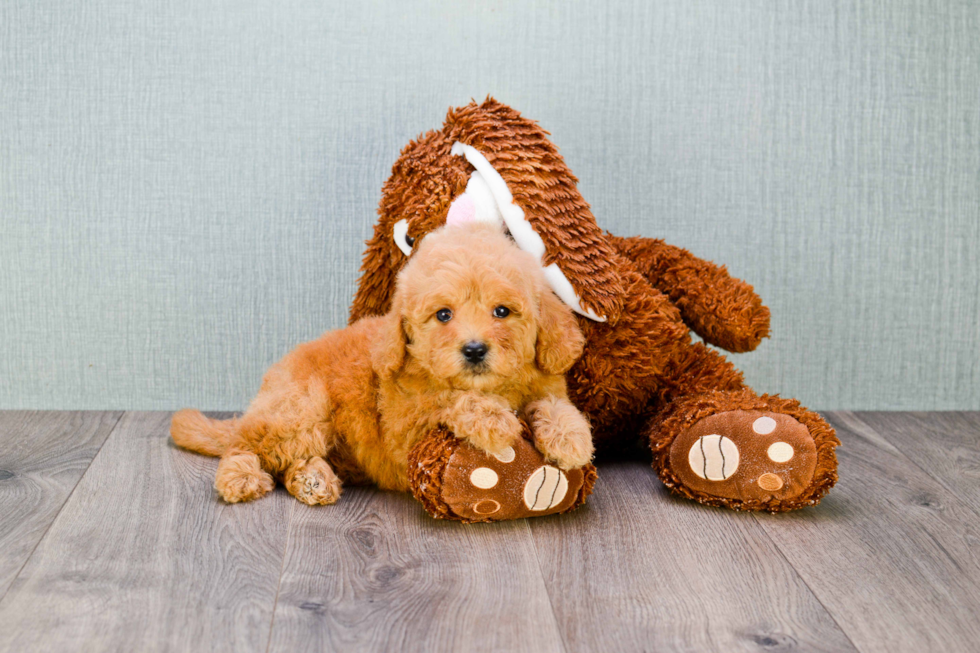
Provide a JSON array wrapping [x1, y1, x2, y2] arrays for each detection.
[[352, 98, 839, 518]]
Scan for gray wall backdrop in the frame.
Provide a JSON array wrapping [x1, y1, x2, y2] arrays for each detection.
[[2, 0, 978, 410]]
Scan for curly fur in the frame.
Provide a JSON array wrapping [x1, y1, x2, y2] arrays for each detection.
[[172, 223, 593, 505]]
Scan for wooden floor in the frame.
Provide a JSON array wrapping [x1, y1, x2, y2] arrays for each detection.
[[1, 412, 979, 652]]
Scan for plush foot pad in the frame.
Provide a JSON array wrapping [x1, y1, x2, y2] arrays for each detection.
[[408, 425, 597, 523], [668, 411, 818, 505]]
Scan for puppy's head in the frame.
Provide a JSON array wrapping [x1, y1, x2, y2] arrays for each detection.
[[371, 223, 584, 389]]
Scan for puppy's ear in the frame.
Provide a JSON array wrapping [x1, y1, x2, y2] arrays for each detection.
[[371, 312, 409, 379], [535, 287, 585, 375]]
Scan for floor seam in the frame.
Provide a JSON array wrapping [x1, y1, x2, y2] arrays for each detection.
[[525, 518, 571, 653], [0, 410, 125, 607], [264, 498, 296, 653], [750, 511, 863, 653]]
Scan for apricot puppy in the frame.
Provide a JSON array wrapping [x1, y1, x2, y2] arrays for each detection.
[[171, 223, 592, 505]]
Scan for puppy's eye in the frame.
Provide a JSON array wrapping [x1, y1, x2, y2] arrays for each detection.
[[493, 306, 510, 318], [392, 219, 415, 256], [436, 308, 453, 323]]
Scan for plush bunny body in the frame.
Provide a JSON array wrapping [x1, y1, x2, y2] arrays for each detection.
[[352, 99, 838, 512]]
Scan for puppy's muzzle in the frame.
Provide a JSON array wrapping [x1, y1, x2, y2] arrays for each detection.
[[461, 340, 489, 365]]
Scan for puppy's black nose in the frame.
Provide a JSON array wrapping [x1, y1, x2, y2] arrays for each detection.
[[461, 340, 488, 364]]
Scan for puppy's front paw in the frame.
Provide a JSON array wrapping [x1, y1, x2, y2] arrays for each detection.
[[526, 397, 594, 470], [448, 395, 522, 458], [461, 409, 523, 458]]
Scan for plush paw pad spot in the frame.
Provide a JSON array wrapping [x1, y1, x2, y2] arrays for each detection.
[[492, 446, 516, 463], [523, 465, 568, 511], [473, 499, 501, 515], [757, 473, 784, 491], [753, 416, 777, 435], [767, 441, 794, 463], [688, 435, 740, 481], [469, 467, 499, 489]]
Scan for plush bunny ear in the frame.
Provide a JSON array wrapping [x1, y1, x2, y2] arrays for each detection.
[[446, 99, 626, 324], [351, 222, 400, 325], [371, 311, 409, 379], [351, 128, 470, 324], [535, 285, 586, 375]]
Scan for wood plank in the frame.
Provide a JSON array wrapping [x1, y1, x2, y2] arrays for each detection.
[[855, 411, 980, 515], [755, 411, 980, 653], [527, 462, 856, 653], [267, 486, 566, 653], [0, 412, 293, 653], [0, 411, 122, 599]]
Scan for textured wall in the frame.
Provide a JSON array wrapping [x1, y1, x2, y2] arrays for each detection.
[[1, 0, 978, 410]]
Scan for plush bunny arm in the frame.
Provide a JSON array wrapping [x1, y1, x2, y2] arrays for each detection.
[[609, 235, 770, 353]]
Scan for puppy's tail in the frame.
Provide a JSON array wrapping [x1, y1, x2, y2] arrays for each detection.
[[170, 409, 237, 457]]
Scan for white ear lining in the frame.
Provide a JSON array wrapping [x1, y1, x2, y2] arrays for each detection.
[[450, 142, 606, 322], [541, 264, 605, 322], [451, 142, 544, 259], [392, 218, 413, 256]]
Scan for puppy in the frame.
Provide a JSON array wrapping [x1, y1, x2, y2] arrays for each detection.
[[171, 223, 593, 505]]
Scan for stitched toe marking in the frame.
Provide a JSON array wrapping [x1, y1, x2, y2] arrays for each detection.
[[523, 466, 568, 511], [688, 435, 740, 481]]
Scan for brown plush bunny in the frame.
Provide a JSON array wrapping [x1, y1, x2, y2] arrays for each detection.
[[351, 98, 838, 519]]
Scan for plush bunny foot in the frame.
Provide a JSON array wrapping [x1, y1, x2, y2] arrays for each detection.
[[408, 424, 597, 523], [651, 392, 840, 512]]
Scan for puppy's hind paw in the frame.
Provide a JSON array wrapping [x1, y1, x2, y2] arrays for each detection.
[[215, 452, 276, 503], [285, 457, 342, 506]]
